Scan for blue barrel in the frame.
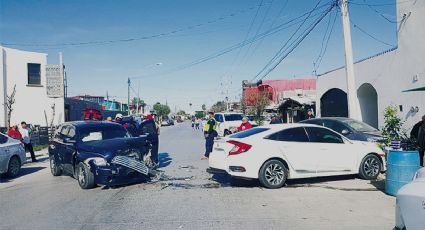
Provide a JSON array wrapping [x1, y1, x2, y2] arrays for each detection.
[[385, 150, 420, 196]]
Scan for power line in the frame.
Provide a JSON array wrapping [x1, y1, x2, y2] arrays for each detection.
[[351, 20, 395, 47], [313, 8, 338, 75], [348, 0, 413, 6], [131, 2, 333, 80], [1, 1, 273, 47], [251, 0, 335, 82]]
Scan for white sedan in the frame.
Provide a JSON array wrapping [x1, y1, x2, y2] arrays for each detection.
[[0, 132, 26, 177], [395, 167, 425, 230], [208, 124, 385, 189]]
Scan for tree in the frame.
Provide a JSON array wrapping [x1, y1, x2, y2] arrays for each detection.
[[131, 97, 146, 114], [245, 90, 270, 124], [177, 110, 186, 116], [5, 85, 16, 128], [210, 101, 226, 113], [153, 103, 171, 118], [195, 111, 205, 119], [382, 106, 405, 145]]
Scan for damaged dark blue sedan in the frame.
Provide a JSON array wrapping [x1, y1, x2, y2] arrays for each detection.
[[48, 121, 155, 189]]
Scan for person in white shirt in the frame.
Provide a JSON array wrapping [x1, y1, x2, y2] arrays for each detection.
[[20, 121, 36, 162]]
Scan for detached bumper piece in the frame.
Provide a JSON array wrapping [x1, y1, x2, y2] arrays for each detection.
[[112, 156, 149, 175], [206, 167, 228, 175]]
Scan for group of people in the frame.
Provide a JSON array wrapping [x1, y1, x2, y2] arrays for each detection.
[[191, 118, 202, 130], [6, 121, 37, 162]]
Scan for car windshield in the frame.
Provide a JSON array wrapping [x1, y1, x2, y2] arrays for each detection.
[[343, 120, 378, 132], [224, 114, 243, 121], [230, 128, 269, 138], [78, 125, 130, 142]]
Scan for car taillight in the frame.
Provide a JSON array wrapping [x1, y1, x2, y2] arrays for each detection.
[[227, 140, 251, 155]]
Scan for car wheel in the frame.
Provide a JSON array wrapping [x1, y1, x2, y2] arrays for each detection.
[[49, 155, 62, 176], [224, 130, 231, 136], [6, 156, 21, 178], [259, 159, 288, 189], [359, 154, 381, 180], [76, 162, 95, 189]]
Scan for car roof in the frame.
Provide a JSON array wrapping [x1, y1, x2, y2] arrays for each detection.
[[61, 121, 123, 129], [304, 117, 354, 122], [215, 112, 243, 115], [260, 123, 321, 131]]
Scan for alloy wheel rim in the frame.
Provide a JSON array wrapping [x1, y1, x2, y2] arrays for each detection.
[[50, 158, 55, 171], [10, 159, 19, 175], [364, 157, 379, 177], [265, 163, 285, 185], [78, 166, 86, 185]]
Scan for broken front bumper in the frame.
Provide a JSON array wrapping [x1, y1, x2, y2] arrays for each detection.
[[88, 156, 154, 186]]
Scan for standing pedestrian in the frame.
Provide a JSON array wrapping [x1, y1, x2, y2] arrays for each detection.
[[307, 109, 315, 119], [20, 121, 37, 162], [195, 118, 200, 130], [7, 125, 22, 141], [201, 112, 217, 160], [411, 119, 423, 140], [417, 115, 425, 166], [140, 114, 160, 168]]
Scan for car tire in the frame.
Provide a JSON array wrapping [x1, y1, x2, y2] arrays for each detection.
[[6, 156, 21, 178], [359, 154, 381, 180], [259, 159, 288, 189], [49, 155, 62, 176], [76, 162, 95, 189]]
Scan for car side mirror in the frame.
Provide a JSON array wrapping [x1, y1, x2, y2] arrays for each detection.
[[63, 137, 76, 144], [341, 129, 351, 135]]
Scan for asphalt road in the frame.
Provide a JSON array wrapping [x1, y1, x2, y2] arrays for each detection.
[[0, 122, 396, 230]]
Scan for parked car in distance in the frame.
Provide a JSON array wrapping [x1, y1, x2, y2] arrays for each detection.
[[299, 117, 383, 142], [207, 123, 386, 189], [395, 167, 425, 230], [0, 133, 26, 178], [246, 115, 270, 127], [48, 121, 152, 189], [161, 119, 174, 126], [214, 112, 244, 136]]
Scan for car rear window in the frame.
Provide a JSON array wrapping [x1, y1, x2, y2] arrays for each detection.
[[224, 114, 243, 121], [230, 128, 269, 138]]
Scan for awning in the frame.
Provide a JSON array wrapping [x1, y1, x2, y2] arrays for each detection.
[[402, 86, 425, 92]]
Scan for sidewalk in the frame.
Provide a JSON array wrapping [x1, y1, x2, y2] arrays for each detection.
[[26, 148, 49, 161]]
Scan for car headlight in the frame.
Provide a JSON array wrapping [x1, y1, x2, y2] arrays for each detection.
[[88, 157, 108, 166], [366, 137, 378, 143]]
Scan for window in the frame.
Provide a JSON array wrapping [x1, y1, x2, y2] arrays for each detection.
[[224, 114, 243, 121], [230, 128, 269, 138], [305, 127, 344, 144], [214, 114, 224, 122], [27, 63, 41, 85], [343, 119, 378, 132], [0, 133, 9, 144], [323, 120, 349, 134], [267, 127, 309, 142], [78, 125, 129, 142]]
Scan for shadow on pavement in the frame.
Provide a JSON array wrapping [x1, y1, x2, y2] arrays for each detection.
[[210, 174, 260, 188], [369, 178, 386, 193], [0, 166, 46, 183], [158, 152, 172, 168]]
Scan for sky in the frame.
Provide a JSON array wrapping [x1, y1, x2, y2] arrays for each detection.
[[0, 0, 398, 112]]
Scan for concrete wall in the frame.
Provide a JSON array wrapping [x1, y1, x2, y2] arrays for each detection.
[[317, 0, 425, 131], [0, 46, 65, 127]]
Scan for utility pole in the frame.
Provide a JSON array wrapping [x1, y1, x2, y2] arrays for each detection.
[[341, 0, 360, 120], [127, 78, 131, 115]]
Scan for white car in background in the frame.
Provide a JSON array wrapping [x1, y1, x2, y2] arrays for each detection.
[[208, 124, 385, 189], [0, 132, 26, 178], [395, 167, 425, 230], [214, 113, 244, 136]]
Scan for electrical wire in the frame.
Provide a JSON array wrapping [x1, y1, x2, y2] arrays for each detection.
[[251, 0, 335, 82], [1, 1, 273, 47], [131, 2, 333, 80], [351, 20, 395, 47], [313, 8, 338, 74], [348, 0, 413, 6]]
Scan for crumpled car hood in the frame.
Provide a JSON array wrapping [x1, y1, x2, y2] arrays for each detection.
[[76, 136, 149, 160]]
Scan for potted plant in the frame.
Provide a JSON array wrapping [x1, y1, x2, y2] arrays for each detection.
[[382, 106, 420, 196]]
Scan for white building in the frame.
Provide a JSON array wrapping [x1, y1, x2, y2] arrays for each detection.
[[0, 46, 65, 127], [317, 0, 425, 130]]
